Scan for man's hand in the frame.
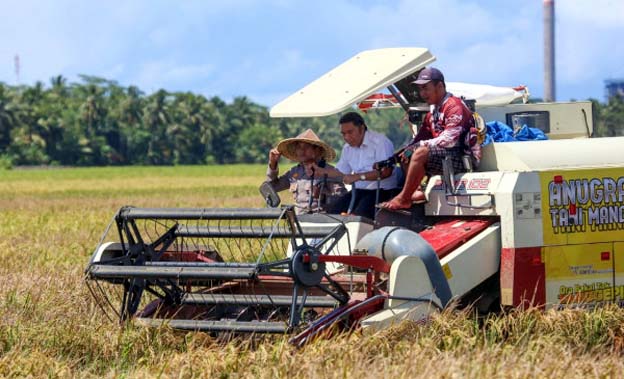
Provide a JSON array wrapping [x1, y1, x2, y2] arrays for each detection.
[[310, 163, 345, 181], [398, 151, 409, 164], [399, 145, 417, 163], [379, 167, 392, 178], [268, 148, 281, 169], [343, 174, 358, 185], [309, 162, 328, 176]]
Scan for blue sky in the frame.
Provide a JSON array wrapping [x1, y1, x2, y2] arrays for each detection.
[[1, 0, 623, 106]]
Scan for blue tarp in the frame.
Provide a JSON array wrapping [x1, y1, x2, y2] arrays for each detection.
[[482, 121, 548, 146]]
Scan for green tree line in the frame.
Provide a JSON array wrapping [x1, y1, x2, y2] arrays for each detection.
[[0, 75, 622, 168], [0, 75, 414, 168]]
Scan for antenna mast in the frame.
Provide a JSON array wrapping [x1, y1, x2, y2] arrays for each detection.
[[14, 54, 20, 85]]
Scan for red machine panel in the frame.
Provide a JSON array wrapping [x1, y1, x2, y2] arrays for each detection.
[[419, 218, 494, 259]]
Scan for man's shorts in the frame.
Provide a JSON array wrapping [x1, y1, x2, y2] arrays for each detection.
[[426, 146, 465, 175]]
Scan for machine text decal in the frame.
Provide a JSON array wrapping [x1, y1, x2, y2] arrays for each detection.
[[547, 176, 624, 233]]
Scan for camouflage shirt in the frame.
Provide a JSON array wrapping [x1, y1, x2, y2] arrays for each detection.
[[266, 163, 346, 214]]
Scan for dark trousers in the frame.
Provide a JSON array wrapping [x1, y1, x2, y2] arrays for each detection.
[[326, 188, 397, 220]]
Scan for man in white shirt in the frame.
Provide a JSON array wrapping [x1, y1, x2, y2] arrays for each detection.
[[311, 112, 398, 219]]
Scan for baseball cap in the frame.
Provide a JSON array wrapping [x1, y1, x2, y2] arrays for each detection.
[[412, 67, 445, 85]]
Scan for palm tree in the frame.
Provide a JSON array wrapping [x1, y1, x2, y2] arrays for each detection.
[[50, 75, 68, 97], [0, 85, 17, 151], [112, 85, 145, 163], [143, 89, 171, 164], [79, 84, 107, 137]]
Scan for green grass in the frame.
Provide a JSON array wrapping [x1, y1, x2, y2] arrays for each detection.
[[0, 165, 623, 378], [0, 164, 263, 180]]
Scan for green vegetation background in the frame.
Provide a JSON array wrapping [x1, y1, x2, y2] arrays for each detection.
[[2, 75, 622, 169], [0, 76, 415, 168]]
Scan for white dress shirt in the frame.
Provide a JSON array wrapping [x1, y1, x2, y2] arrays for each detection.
[[336, 129, 398, 190]]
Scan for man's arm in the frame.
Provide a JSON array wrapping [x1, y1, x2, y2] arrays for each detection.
[[312, 146, 352, 181], [420, 125, 463, 149], [266, 148, 290, 191], [266, 165, 291, 192], [412, 119, 433, 144], [312, 160, 369, 185], [267, 148, 281, 174], [312, 143, 391, 185], [420, 101, 465, 149], [311, 164, 344, 180], [349, 167, 393, 181], [266, 164, 279, 181], [358, 133, 394, 180]]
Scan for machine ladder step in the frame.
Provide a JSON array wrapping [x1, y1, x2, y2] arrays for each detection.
[[182, 293, 338, 307], [88, 264, 257, 281], [136, 318, 288, 333]]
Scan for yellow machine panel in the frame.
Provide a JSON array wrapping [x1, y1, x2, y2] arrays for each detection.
[[544, 243, 619, 308], [540, 168, 624, 246]]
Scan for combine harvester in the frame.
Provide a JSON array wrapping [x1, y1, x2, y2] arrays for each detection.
[[86, 48, 624, 344]]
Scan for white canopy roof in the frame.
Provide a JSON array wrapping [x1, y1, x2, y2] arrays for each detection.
[[270, 47, 435, 118], [447, 82, 529, 106], [356, 82, 529, 112]]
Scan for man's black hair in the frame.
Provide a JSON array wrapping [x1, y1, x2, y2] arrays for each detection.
[[431, 79, 446, 89], [339, 112, 367, 130]]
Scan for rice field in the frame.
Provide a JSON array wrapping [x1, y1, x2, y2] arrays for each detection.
[[1, 165, 623, 378]]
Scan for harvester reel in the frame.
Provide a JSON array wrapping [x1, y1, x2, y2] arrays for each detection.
[[290, 246, 326, 287], [86, 206, 375, 335], [117, 225, 179, 319]]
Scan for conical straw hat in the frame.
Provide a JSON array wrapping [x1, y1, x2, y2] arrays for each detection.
[[276, 129, 336, 162]]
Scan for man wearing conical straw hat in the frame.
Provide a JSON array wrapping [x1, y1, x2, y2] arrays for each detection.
[[266, 129, 346, 214]]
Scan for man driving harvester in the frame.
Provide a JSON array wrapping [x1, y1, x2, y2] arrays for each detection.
[[381, 67, 480, 210]]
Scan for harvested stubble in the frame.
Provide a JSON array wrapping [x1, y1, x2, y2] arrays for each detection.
[[1, 165, 623, 379]]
